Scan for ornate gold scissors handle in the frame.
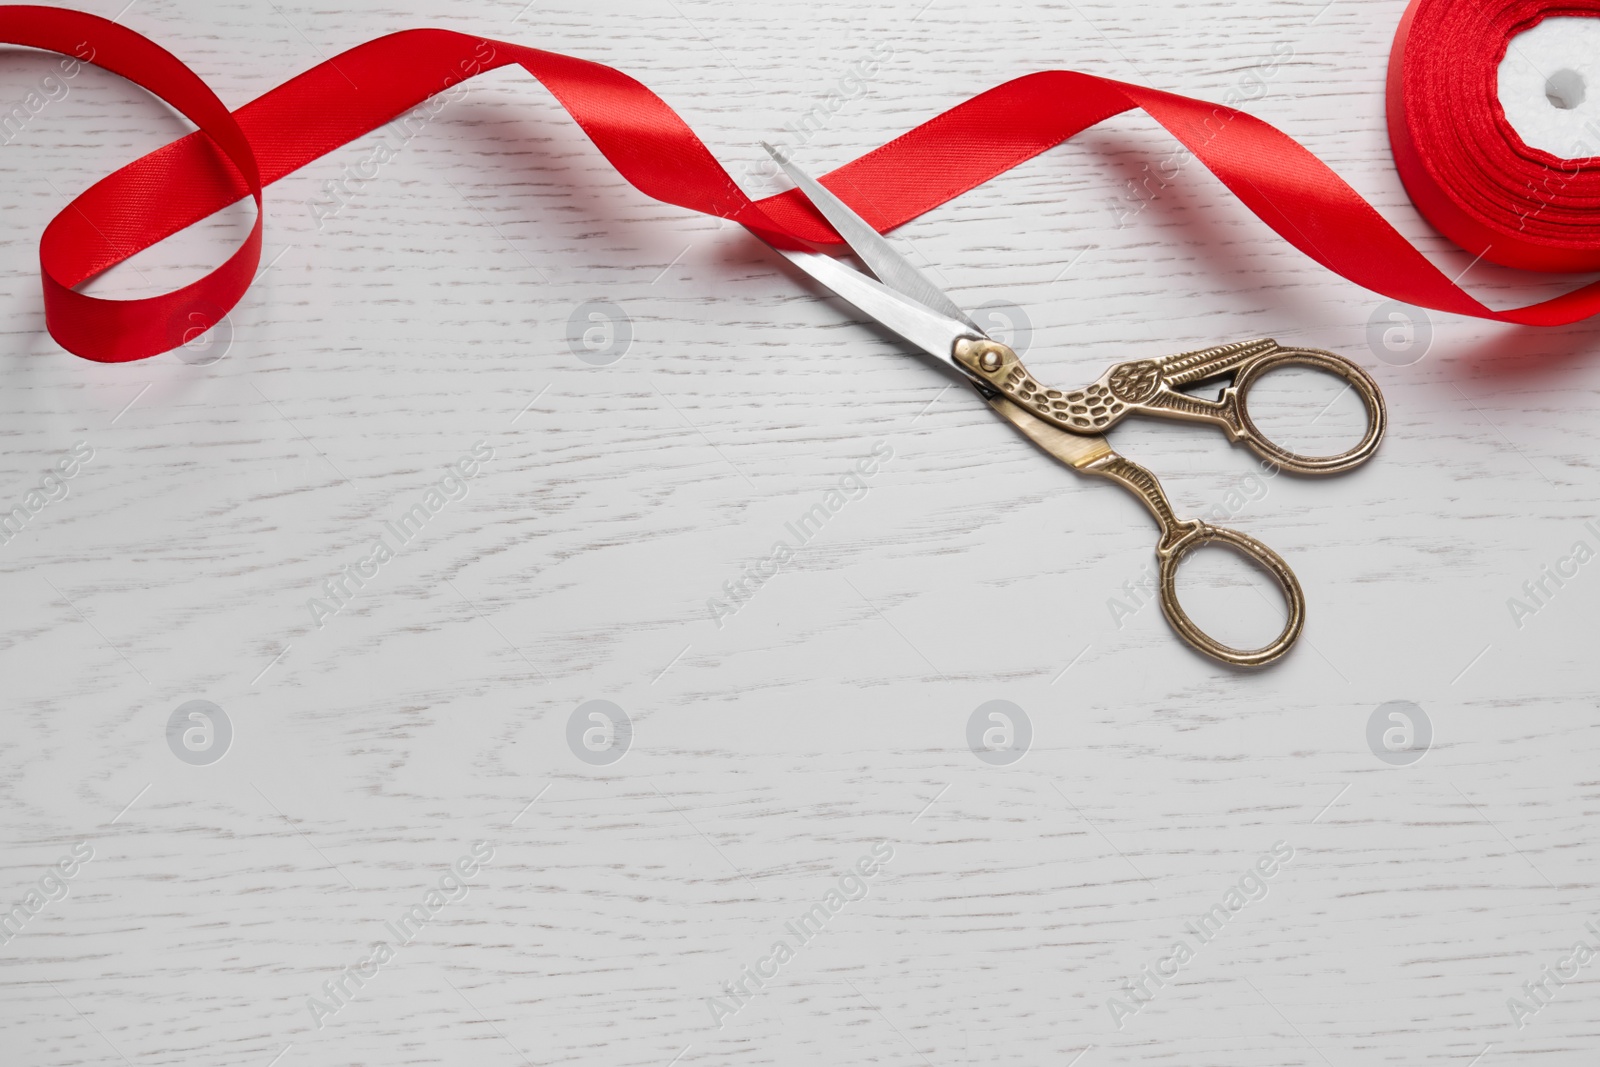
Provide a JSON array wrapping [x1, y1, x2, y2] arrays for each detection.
[[983, 391, 1304, 667], [953, 337, 1387, 476], [951, 333, 1383, 664]]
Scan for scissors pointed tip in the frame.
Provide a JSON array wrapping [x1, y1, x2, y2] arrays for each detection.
[[758, 133, 986, 337]]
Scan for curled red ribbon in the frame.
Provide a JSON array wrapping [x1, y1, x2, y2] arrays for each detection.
[[3, 2, 1600, 363]]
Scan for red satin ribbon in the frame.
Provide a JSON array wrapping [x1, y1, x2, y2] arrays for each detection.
[[2, 2, 1599, 363], [1389, 0, 1600, 273]]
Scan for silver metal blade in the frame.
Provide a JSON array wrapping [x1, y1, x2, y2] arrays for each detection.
[[761, 141, 983, 335], [776, 246, 975, 371]]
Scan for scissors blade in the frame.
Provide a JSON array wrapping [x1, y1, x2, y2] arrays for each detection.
[[761, 142, 984, 335], [775, 245, 976, 371]]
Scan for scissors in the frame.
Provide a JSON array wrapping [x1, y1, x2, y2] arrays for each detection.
[[756, 143, 1386, 668]]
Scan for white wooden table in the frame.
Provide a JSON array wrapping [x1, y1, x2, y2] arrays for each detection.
[[3, 1, 1598, 1065]]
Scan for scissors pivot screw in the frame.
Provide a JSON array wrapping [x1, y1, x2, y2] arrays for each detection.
[[956, 338, 1017, 378]]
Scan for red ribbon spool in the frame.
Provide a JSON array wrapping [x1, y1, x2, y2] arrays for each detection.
[[1389, 0, 1600, 273], [7, 2, 1600, 362]]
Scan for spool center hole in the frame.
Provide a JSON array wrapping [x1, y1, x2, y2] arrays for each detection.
[[1547, 68, 1587, 110], [1499, 20, 1600, 155]]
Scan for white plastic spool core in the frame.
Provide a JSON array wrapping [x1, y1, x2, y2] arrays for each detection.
[[1499, 17, 1600, 158]]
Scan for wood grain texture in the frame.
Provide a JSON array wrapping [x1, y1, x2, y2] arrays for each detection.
[[2, 1, 1600, 1065]]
